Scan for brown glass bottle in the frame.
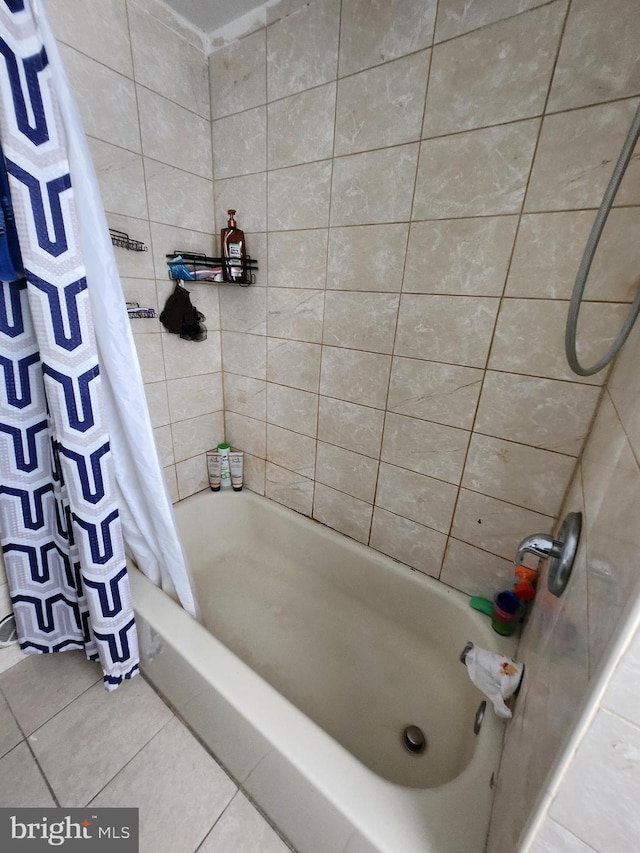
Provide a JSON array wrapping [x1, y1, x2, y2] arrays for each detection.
[[221, 209, 246, 283]]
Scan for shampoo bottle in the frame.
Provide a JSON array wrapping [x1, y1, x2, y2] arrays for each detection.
[[221, 209, 246, 283]]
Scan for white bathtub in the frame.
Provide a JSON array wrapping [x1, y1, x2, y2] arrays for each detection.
[[129, 489, 511, 853]]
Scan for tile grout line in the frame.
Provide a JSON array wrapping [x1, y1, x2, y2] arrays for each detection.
[[442, 0, 576, 574]]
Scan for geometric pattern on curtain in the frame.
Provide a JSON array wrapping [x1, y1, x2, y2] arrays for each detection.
[[0, 0, 138, 688]]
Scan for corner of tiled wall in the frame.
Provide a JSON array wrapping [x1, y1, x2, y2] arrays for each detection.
[[208, 0, 639, 605], [47, 0, 223, 504]]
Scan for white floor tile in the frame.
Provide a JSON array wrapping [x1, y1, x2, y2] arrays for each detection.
[[198, 792, 292, 853], [0, 650, 102, 735], [28, 676, 173, 806], [92, 716, 237, 853], [0, 691, 22, 759], [0, 742, 56, 807]]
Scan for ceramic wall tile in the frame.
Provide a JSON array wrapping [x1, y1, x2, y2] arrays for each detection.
[[47, 0, 133, 76], [225, 412, 267, 458], [507, 208, 640, 302], [403, 217, 518, 296], [435, 0, 545, 41], [210, 29, 267, 119], [266, 425, 316, 478], [149, 222, 215, 278], [268, 161, 332, 231], [315, 442, 378, 503], [214, 173, 267, 233], [322, 292, 399, 354], [265, 462, 314, 516], [548, 0, 640, 112], [381, 412, 470, 485], [488, 298, 629, 385], [223, 373, 267, 419], [268, 229, 328, 289], [608, 319, 640, 458], [88, 139, 148, 219], [138, 86, 212, 178], [450, 488, 555, 562], [243, 452, 266, 495], [60, 45, 140, 152], [134, 333, 165, 382], [462, 434, 576, 516], [525, 99, 640, 212], [153, 425, 174, 467], [326, 224, 408, 292], [330, 144, 419, 226], [266, 0, 340, 101], [426, 4, 563, 138], [580, 396, 640, 674], [312, 483, 372, 544], [440, 538, 514, 599], [319, 347, 391, 409], [549, 709, 640, 853], [144, 381, 170, 427], [144, 160, 213, 233], [220, 331, 266, 380], [128, 2, 210, 118], [167, 374, 223, 423], [212, 107, 267, 179], [159, 331, 221, 383], [334, 52, 430, 156], [219, 286, 267, 334], [474, 372, 601, 456], [267, 288, 325, 343], [171, 413, 220, 463], [268, 83, 336, 169], [267, 383, 318, 437], [413, 120, 539, 219], [387, 357, 483, 430], [395, 294, 500, 368], [338, 0, 437, 76], [176, 454, 209, 499], [317, 396, 385, 458], [108, 214, 155, 278], [267, 339, 322, 392], [369, 508, 446, 577], [602, 622, 640, 727], [375, 461, 457, 533], [163, 465, 179, 503]]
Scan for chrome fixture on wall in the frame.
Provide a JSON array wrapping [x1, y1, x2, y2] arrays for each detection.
[[515, 512, 582, 598]]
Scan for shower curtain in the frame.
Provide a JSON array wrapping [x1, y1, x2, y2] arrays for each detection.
[[0, 1, 198, 688]]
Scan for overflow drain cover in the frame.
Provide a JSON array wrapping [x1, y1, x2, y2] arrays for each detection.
[[402, 725, 427, 755]]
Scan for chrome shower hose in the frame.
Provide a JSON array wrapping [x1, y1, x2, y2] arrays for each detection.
[[565, 99, 640, 376]]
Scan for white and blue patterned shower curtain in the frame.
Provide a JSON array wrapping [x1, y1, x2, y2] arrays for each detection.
[[0, 1, 138, 687]]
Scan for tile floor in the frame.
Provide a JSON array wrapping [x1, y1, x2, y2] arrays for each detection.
[[0, 650, 293, 853]]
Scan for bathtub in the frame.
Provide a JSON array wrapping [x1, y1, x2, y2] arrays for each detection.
[[129, 488, 512, 853]]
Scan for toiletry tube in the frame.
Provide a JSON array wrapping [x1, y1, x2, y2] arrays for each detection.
[[229, 451, 243, 491], [218, 442, 231, 489], [206, 450, 221, 491]]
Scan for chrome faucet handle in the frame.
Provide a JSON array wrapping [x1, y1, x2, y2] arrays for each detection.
[[515, 533, 563, 564], [514, 513, 582, 598]]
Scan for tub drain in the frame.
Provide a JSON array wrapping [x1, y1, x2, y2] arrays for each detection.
[[401, 725, 427, 755]]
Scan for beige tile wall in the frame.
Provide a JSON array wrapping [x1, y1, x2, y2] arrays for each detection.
[[48, 0, 222, 503], [210, 0, 639, 600], [490, 314, 640, 853]]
